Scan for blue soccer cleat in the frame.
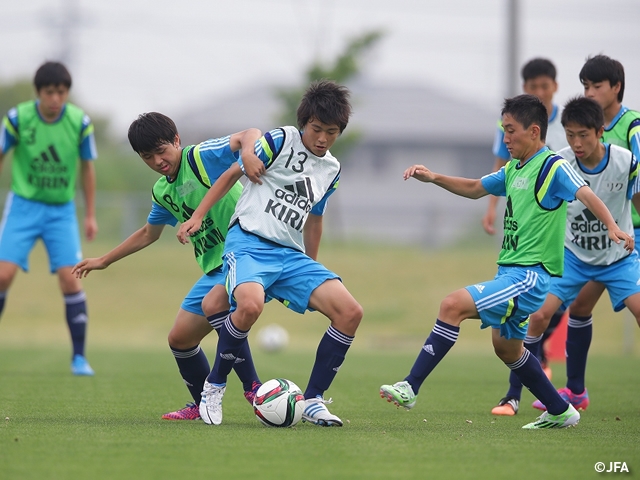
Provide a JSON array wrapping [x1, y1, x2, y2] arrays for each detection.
[[71, 354, 94, 376]]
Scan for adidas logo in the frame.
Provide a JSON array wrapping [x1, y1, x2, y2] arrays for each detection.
[[234, 357, 246, 364], [71, 313, 88, 324], [332, 366, 341, 372], [473, 284, 485, 293], [183, 379, 194, 387], [274, 177, 315, 213], [511, 177, 529, 190], [636, 278, 640, 286], [422, 344, 435, 356], [220, 353, 237, 361]]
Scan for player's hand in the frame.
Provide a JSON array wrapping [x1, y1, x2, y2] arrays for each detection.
[[85, 216, 98, 241], [242, 152, 265, 185], [608, 228, 634, 252], [403, 164, 435, 183], [72, 258, 107, 278], [482, 208, 496, 235], [177, 217, 202, 244]]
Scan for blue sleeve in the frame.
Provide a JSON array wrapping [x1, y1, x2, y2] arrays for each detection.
[[310, 173, 339, 215], [481, 167, 506, 196], [492, 122, 510, 160], [147, 201, 178, 226], [541, 160, 586, 208], [629, 118, 640, 159], [255, 129, 285, 165], [79, 114, 98, 161], [0, 108, 18, 154], [629, 155, 639, 200], [197, 136, 239, 182]]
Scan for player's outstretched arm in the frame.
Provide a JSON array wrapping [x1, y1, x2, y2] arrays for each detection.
[[81, 160, 98, 241], [229, 128, 264, 185], [177, 163, 244, 244], [72, 223, 164, 278], [577, 186, 634, 252], [403, 164, 488, 199]]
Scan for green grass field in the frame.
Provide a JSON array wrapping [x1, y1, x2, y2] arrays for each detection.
[[1, 241, 639, 479]]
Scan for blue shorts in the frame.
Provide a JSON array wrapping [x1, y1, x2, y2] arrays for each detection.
[[0, 193, 82, 273], [635, 227, 640, 256], [181, 270, 225, 316], [551, 248, 640, 312], [465, 265, 551, 340], [223, 225, 340, 314]]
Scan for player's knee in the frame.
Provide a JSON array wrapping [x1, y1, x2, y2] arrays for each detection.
[[167, 326, 190, 350], [202, 294, 227, 318], [438, 294, 464, 321], [332, 301, 363, 336], [493, 344, 521, 364], [234, 300, 263, 328]]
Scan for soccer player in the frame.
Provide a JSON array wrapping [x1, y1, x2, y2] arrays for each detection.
[[483, 58, 568, 384], [492, 96, 640, 416], [72, 112, 263, 419], [565, 55, 640, 330], [0, 61, 98, 375], [380, 94, 634, 429], [177, 80, 363, 427]]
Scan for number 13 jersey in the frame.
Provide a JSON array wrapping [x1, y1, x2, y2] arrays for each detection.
[[232, 126, 341, 252]]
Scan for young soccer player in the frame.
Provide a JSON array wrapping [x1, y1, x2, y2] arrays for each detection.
[[492, 96, 640, 416], [380, 94, 633, 429], [72, 112, 263, 419], [483, 58, 568, 382], [566, 55, 640, 324], [0, 61, 98, 375], [176, 80, 363, 427]]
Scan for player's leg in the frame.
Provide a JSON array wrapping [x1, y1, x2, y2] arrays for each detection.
[[559, 259, 640, 412], [199, 281, 265, 425], [202, 283, 261, 403], [43, 201, 93, 375], [493, 332, 579, 429], [539, 308, 566, 379], [162, 304, 213, 420], [492, 294, 563, 415], [299, 278, 362, 427], [0, 193, 40, 322], [381, 287, 474, 410], [559, 281, 604, 399], [56, 267, 93, 375]]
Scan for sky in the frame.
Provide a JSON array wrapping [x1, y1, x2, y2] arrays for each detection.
[[2, 0, 640, 137]]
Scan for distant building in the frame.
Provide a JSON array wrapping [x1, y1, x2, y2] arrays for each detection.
[[177, 81, 500, 246]]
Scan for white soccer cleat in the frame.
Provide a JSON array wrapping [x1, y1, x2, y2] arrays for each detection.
[[302, 396, 343, 427], [522, 403, 580, 429], [199, 381, 226, 425]]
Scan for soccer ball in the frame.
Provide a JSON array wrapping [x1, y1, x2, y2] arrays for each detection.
[[253, 378, 305, 427], [256, 323, 289, 352]]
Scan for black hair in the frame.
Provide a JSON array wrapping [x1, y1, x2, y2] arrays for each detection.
[[521, 58, 557, 82], [561, 96, 604, 132], [501, 94, 548, 141], [33, 61, 72, 91], [297, 80, 352, 133], [579, 55, 625, 102], [128, 112, 179, 154]]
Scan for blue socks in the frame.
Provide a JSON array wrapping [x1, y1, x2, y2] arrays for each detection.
[[207, 312, 260, 392], [506, 349, 567, 415], [207, 315, 250, 385], [405, 319, 459, 394], [64, 291, 88, 357], [566, 314, 592, 395], [505, 334, 542, 400], [304, 326, 354, 399], [170, 345, 210, 403], [0, 291, 6, 317]]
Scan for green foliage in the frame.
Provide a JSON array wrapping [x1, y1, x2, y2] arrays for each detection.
[[274, 30, 384, 159]]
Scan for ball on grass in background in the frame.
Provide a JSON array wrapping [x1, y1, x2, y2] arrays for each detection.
[[253, 378, 305, 427], [256, 323, 289, 352]]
